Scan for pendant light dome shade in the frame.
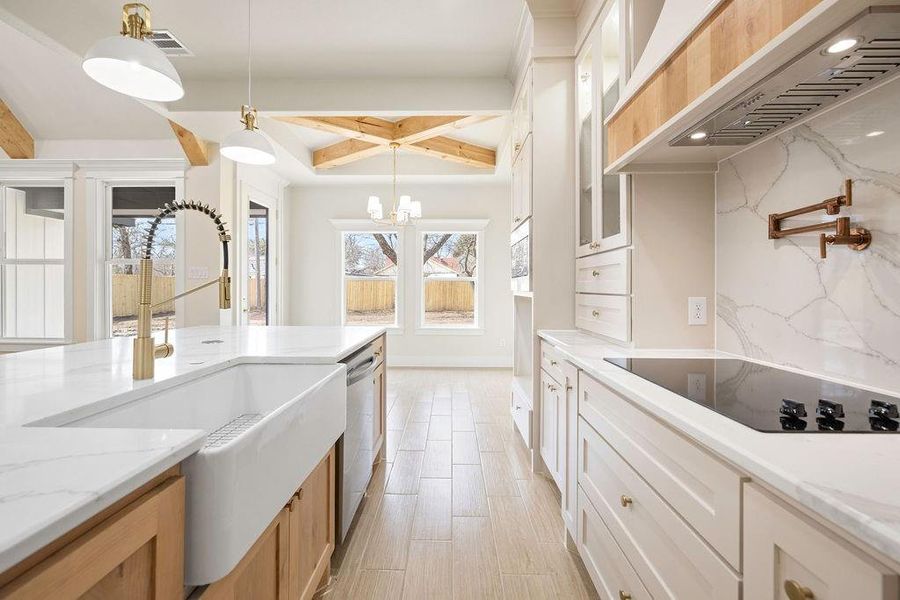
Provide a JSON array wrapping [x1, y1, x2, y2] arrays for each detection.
[[221, 126, 276, 165], [83, 3, 184, 102]]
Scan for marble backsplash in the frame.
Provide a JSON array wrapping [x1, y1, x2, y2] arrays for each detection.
[[716, 78, 900, 392]]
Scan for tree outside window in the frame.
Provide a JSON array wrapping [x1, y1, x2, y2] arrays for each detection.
[[421, 232, 478, 327]]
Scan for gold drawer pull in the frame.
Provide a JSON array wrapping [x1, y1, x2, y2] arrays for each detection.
[[547, 383, 557, 392], [784, 580, 814, 600], [550, 359, 558, 366], [591, 309, 600, 318], [592, 269, 600, 277], [620, 495, 633, 508], [619, 592, 632, 600]]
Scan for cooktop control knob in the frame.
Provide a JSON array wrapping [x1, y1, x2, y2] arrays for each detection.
[[869, 400, 899, 420], [780, 398, 807, 418], [816, 399, 845, 419]]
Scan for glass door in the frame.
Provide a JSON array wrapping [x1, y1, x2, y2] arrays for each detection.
[[247, 201, 269, 325], [239, 188, 278, 326], [597, 1, 630, 252], [575, 43, 596, 257]]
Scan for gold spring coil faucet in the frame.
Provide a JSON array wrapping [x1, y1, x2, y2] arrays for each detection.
[[133, 200, 231, 380]]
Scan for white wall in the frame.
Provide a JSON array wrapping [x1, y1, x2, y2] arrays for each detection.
[[284, 183, 513, 367]]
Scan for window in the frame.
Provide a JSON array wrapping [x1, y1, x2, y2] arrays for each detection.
[[108, 186, 177, 337], [342, 232, 399, 326], [0, 185, 66, 340], [420, 232, 479, 328], [247, 201, 269, 326]]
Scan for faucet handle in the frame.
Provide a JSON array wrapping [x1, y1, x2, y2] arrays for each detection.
[[154, 316, 174, 359]]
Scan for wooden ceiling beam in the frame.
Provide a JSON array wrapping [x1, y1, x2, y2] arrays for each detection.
[[313, 138, 387, 169], [168, 120, 209, 167], [0, 99, 34, 159], [406, 136, 496, 169], [392, 115, 495, 145], [273, 116, 395, 145]]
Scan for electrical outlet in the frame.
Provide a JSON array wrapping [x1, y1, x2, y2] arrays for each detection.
[[498, 338, 507, 348], [688, 297, 707, 325], [687, 373, 707, 402]]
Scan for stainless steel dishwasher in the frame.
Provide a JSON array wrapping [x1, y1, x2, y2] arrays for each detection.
[[336, 340, 382, 543]]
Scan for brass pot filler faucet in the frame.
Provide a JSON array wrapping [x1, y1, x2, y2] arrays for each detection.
[[133, 201, 231, 380], [768, 179, 872, 259]]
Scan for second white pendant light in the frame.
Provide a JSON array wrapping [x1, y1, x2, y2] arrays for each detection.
[[221, 0, 276, 165]]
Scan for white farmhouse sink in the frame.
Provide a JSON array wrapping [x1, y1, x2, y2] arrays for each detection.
[[65, 362, 346, 585]]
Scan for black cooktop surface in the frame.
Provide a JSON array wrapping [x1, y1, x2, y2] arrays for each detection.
[[604, 357, 900, 433]]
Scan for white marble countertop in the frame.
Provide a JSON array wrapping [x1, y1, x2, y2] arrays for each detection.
[[0, 325, 384, 575], [538, 329, 900, 566]]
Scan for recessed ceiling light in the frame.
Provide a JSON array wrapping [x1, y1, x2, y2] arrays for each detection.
[[866, 130, 885, 137], [690, 131, 708, 140], [826, 38, 859, 54]]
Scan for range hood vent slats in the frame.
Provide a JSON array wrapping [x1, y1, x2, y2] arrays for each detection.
[[671, 7, 900, 147]]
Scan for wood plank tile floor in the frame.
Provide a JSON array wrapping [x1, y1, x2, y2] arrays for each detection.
[[316, 368, 598, 600]]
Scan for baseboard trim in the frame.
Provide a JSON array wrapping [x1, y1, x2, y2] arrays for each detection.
[[388, 355, 513, 368]]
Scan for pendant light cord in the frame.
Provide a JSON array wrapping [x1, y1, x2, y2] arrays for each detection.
[[392, 145, 397, 211], [247, 0, 252, 107]]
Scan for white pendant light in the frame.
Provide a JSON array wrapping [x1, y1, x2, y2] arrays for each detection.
[[221, 0, 276, 166], [82, 4, 184, 102]]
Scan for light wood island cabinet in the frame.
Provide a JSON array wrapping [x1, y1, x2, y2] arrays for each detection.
[[0, 468, 186, 600]]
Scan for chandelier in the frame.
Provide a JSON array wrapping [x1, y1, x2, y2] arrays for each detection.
[[367, 143, 422, 226]]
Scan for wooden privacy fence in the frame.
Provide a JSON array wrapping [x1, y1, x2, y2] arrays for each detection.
[[112, 274, 175, 317], [247, 276, 267, 308], [344, 278, 474, 311]]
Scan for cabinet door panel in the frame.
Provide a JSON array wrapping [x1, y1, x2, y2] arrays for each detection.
[[290, 447, 336, 600], [539, 371, 559, 482], [0, 476, 184, 600], [373, 357, 386, 462], [744, 484, 898, 600]]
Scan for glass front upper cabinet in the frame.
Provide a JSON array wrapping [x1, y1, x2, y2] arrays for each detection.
[[578, 1, 630, 257], [575, 44, 595, 257]]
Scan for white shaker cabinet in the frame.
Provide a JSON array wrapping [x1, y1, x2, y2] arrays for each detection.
[[744, 484, 899, 600]]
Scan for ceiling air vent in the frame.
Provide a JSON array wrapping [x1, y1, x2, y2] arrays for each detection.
[[671, 6, 900, 147], [147, 30, 193, 57]]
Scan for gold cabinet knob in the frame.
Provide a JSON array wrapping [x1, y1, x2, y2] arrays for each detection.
[[514, 142, 522, 152], [620, 495, 633, 508], [550, 359, 558, 366], [592, 269, 600, 277], [514, 216, 522, 222], [592, 310, 600, 318], [784, 580, 814, 600], [619, 592, 632, 600]]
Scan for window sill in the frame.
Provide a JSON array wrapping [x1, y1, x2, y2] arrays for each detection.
[[414, 327, 484, 336], [0, 339, 72, 353]]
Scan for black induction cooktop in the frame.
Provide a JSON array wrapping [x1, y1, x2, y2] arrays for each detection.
[[604, 357, 900, 433]]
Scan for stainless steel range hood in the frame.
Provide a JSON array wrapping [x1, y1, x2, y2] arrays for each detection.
[[670, 6, 900, 147]]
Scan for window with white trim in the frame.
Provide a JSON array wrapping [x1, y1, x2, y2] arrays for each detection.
[[342, 231, 399, 326], [108, 186, 177, 337], [419, 231, 479, 328], [0, 184, 67, 340]]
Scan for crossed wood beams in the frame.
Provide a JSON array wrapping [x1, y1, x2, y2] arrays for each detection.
[[273, 115, 497, 170]]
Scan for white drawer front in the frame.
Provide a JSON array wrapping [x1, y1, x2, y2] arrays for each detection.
[[575, 294, 630, 342], [511, 389, 532, 450], [577, 487, 651, 600], [539, 341, 567, 386], [578, 418, 740, 599], [576, 248, 631, 295], [579, 372, 743, 568], [744, 484, 898, 600]]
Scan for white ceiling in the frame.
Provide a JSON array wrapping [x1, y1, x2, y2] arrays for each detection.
[[0, 0, 523, 181], [0, 0, 525, 79]]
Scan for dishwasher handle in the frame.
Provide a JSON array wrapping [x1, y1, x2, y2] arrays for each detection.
[[347, 356, 377, 385]]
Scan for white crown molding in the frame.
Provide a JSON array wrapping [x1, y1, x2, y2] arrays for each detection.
[[76, 158, 188, 180], [0, 159, 76, 180]]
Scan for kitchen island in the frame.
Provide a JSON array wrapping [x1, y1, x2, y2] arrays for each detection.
[[0, 325, 385, 597]]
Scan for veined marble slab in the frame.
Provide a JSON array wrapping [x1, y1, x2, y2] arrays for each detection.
[[716, 77, 900, 392], [0, 325, 384, 577], [538, 329, 900, 567], [0, 427, 204, 574], [0, 325, 385, 427]]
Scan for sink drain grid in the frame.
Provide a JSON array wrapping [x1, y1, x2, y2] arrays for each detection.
[[204, 413, 264, 448]]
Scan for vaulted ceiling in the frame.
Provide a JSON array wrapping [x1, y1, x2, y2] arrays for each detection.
[[0, 0, 526, 182]]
